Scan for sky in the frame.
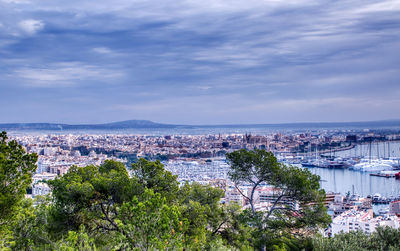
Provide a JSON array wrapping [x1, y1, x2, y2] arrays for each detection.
[[0, 0, 399, 125]]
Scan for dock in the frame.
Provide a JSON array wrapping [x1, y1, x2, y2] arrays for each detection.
[[370, 173, 396, 178]]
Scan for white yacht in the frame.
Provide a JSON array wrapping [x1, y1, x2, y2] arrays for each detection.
[[353, 159, 393, 172]]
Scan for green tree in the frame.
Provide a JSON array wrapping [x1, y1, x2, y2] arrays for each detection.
[[373, 226, 400, 250], [226, 149, 330, 250], [55, 225, 97, 251], [118, 189, 186, 250], [8, 198, 53, 250], [48, 159, 190, 249], [312, 227, 400, 251], [176, 182, 250, 250], [177, 182, 224, 249], [130, 158, 179, 201], [210, 202, 252, 249], [0, 131, 37, 223], [47, 160, 140, 238]]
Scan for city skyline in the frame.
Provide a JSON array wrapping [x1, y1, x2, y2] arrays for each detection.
[[1, 0, 400, 124]]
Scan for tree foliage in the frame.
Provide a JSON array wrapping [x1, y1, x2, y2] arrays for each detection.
[[45, 158, 244, 249], [47, 160, 140, 237], [0, 131, 37, 223], [118, 189, 185, 250], [226, 149, 331, 249], [312, 227, 400, 251], [130, 158, 179, 200]]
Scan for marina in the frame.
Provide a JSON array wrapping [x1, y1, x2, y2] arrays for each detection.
[[298, 142, 400, 198], [303, 166, 400, 198]]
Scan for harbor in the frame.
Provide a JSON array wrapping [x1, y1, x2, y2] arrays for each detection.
[[302, 165, 400, 198], [283, 141, 400, 202]]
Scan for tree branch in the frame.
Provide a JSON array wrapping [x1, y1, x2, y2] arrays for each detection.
[[266, 194, 285, 220], [211, 219, 227, 236], [249, 180, 262, 215], [271, 207, 300, 213], [100, 202, 119, 231], [234, 183, 250, 202]]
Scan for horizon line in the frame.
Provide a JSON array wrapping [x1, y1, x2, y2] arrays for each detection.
[[1, 118, 400, 127]]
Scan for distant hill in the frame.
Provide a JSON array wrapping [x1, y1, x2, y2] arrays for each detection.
[[0, 120, 177, 130], [0, 119, 400, 131]]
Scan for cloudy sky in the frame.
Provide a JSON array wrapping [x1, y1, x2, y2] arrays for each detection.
[[1, 0, 399, 125]]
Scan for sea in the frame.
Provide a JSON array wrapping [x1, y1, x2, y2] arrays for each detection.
[[6, 120, 400, 136]]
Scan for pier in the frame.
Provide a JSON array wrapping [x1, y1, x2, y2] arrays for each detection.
[[370, 173, 397, 178]]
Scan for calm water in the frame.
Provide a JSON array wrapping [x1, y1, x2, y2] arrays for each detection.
[[305, 167, 400, 197], [7, 122, 400, 136], [307, 141, 400, 198], [6, 127, 293, 136]]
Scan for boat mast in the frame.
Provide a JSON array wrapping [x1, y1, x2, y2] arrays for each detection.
[[369, 138, 372, 164], [384, 141, 386, 159], [377, 141, 380, 159], [315, 144, 317, 161]]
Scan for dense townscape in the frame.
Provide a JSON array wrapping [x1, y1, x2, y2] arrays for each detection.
[[1, 129, 398, 247], [12, 129, 400, 161]]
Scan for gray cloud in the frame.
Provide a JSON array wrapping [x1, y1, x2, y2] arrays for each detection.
[[0, 0, 399, 123]]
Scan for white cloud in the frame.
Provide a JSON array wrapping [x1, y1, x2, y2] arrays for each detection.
[[92, 47, 113, 54], [1, 0, 30, 3], [15, 62, 125, 87], [198, 85, 211, 90], [356, 0, 400, 14], [18, 19, 44, 35]]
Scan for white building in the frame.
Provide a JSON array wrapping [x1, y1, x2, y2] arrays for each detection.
[[32, 172, 57, 183], [32, 182, 51, 197], [251, 186, 298, 211], [31, 172, 57, 197], [37, 159, 51, 173], [331, 209, 400, 236]]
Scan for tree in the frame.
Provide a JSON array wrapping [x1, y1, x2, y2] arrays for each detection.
[[15, 157, 249, 250], [177, 182, 225, 249], [210, 202, 252, 249], [3, 196, 59, 250], [48, 159, 191, 249], [0, 131, 37, 224], [176, 182, 251, 249], [118, 189, 185, 250], [226, 149, 330, 249], [55, 225, 97, 251], [47, 160, 140, 237], [312, 227, 400, 251], [130, 158, 179, 201]]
